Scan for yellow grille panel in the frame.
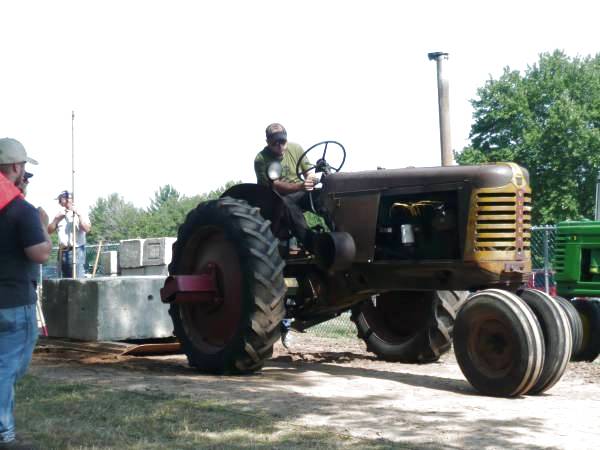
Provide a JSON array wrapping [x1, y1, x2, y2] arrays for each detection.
[[464, 164, 532, 268]]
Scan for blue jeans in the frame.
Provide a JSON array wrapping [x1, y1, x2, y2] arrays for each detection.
[[0, 305, 38, 443], [60, 246, 86, 278]]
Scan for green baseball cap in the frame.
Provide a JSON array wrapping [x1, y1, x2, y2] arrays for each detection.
[[0, 138, 38, 165]]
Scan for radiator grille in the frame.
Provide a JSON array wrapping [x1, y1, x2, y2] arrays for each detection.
[[474, 190, 531, 255], [553, 234, 567, 273]]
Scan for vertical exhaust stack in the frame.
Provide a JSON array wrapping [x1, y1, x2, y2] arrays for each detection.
[[428, 52, 453, 166]]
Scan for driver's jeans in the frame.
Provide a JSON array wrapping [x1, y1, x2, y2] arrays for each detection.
[[281, 191, 319, 251]]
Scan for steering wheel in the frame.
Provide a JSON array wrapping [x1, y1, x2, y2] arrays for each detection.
[[295, 141, 346, 182]]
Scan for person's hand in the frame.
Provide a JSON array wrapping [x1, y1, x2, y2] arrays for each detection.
[[38, 207, 49, 227], [54, 210, 66, 223], [303, 176, 315, 191]]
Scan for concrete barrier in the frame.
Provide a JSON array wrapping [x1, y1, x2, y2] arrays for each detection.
[[42, 276, 173, 341], [119, 239, 145, 268], [143, 237, 176, 266]]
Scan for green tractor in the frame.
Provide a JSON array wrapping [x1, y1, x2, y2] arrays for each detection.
[[160, 141, 574, 397], [553, 221, 600, 361]]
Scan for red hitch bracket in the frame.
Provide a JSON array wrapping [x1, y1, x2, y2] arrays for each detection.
[[160, 264, 221, 305]]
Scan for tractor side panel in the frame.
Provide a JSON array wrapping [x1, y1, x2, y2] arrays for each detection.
[[328, 193, 380, 262]]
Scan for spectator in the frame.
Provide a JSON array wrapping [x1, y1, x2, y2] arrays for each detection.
[[0, 137, 51, 447], [47, 190, 91, 278]]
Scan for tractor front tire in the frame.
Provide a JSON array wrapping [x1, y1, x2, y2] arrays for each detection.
[[454, 289, 545, 397], [518, 289, 572, 395], [168, 197, 286, 374], [571, 298, 600, 362], [554, 296, 584, 360], [351, 290, 465, 363]]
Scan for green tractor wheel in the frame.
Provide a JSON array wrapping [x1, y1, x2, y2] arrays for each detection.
[[571, 298, 600, 362]]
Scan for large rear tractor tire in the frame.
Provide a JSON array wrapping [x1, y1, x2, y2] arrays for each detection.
[[351, 290, 465, 363], [553, 296, 584, 360], [454, 289, 544, 397], [518, 289, 571, 394], [571, 298, 600, 362], [168, 197, 286, 374]]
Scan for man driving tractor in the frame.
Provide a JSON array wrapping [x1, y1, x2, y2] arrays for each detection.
[[254, 123, 318, 252]]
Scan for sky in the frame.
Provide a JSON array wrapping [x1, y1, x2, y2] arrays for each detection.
[[1, 0, 598, 217]]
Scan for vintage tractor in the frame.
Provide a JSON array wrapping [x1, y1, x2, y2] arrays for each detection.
[[553, 221, 600, 361], [160, 141, 573, 397]]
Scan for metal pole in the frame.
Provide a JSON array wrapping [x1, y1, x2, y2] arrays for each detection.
[[71, 111, 77, 278], [543, 228, 550, 294], [427, 52, 453, 166]]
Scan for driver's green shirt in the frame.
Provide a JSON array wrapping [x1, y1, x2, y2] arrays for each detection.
[[254, 142, 311, 186]]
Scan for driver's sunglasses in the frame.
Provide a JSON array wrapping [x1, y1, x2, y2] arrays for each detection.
[[270, 139, 287, 147]]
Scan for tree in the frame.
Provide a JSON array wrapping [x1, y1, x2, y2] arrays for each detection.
[[148, 184, 181, 213], [88, 194, 143, 243], [88, 181, 243, 243], [456, 51, 600, 224]]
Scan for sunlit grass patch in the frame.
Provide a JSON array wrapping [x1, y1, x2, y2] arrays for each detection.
[[15, 375, 399, 449]]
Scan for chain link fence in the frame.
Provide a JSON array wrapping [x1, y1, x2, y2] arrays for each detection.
[[40, 242, 120, 281], [40, 229, 558, 339]]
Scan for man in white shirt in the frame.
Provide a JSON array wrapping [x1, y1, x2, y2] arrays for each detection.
[[47, 190, 92, 278]]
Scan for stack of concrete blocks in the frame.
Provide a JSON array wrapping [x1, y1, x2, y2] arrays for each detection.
[[42, 276, 173, 341], [100, 250, 119, 276], [119, 237, 176, 276]]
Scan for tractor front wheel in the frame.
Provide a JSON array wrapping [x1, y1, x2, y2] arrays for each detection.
[[454, 289, 545, 397]]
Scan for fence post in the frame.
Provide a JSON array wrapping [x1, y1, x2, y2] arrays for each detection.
[[543, 227, 550, 294]]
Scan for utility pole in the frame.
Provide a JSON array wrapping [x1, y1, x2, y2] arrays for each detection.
[[428, 52, 453, 166], [71, 110, 77, 278]]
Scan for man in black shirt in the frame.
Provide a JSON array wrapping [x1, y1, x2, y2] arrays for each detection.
[[0, 137, 51, 447]]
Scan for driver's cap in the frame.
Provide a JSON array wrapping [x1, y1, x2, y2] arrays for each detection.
[[266, 123, 287, 143]]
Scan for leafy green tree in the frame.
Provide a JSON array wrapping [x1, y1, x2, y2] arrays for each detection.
[[88, 181, 242, 243], [456, 50, 600, 224], [88, 194, 143, 243], [148, 184, 181, 213]]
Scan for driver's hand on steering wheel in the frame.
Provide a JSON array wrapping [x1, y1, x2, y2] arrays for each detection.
[[303, 174, 317, 191]]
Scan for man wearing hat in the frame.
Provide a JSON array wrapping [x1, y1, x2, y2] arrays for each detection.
[[0, 137, 51, 446], [17, 172, 33, 196], [47, 190, 92, 278], [254, 124, 318, 350], [254, 123, 317, 251]]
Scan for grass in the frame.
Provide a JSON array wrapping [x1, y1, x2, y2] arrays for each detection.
[[305, 313, 358, 339], [15, 375, 402, 450]]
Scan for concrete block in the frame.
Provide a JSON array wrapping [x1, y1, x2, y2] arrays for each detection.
[[41, 276, 172, 341], [119, 239, 145, 268], [41, 279, 68, 337], [100, 251, 119, 275], [143, 265, 169, 276], [143, 237, 176, 266], [121, 267, 145, 276]]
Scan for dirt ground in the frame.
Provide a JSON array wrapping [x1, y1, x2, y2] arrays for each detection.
[[31, 334, 600, 449]]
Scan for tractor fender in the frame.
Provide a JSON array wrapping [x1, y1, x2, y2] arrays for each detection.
[[221, 183, 289, 237]]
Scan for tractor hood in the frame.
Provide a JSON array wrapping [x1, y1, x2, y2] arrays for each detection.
[[321, 163, 528, 194]]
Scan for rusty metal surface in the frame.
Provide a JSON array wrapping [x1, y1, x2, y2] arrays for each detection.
[[160, 271, 220, 305], [321, 164, 522, 195], [326, 192, 380, 262]]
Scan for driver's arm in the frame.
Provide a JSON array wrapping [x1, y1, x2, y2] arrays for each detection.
[[272, 179, 309, 195]]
